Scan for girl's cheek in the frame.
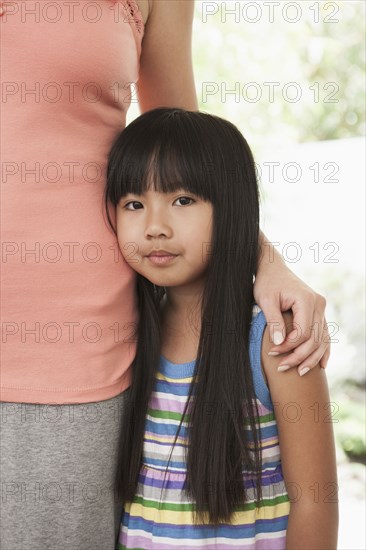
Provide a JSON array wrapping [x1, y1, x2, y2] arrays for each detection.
[[116, 234, 125, 255]]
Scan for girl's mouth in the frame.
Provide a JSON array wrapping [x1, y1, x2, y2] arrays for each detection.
[[147, 254, 178, 265]]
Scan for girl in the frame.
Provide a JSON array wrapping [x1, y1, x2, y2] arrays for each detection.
[[105, 107, 338, 549]]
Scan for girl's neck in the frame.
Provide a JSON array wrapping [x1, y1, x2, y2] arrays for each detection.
[[161, 287, 201, 315], [159, 287, 203, 364]]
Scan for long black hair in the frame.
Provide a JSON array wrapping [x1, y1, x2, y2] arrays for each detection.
[[104, 107, 262, 525]]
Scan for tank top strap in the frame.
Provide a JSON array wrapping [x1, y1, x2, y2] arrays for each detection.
[[249, 306, 273, 410]]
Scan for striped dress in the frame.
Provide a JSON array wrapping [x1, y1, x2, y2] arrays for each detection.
[[118, 308, 290, 549]]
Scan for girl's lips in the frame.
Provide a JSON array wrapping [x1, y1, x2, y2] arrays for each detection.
[[147, 254, 178, 265]]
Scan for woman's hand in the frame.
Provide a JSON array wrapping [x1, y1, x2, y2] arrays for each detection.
[[254, 233, 330, 376]]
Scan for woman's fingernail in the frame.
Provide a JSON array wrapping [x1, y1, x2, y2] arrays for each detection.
[[299, 367, 310, 376], [268, 351, 280, 356], [277, 365, 290, 372], [273, 332, 284, 345]]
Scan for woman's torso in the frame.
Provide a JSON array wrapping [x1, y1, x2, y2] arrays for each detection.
[[0, 0, 145, 404]]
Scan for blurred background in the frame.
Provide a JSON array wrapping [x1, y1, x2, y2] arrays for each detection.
[[128, 1, 366, 547]]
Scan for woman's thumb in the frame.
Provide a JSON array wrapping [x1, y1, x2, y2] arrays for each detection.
[[261, 304, 286, 345]]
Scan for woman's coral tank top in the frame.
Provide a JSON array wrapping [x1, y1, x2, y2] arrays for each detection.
[[0, 0, 144, 403]]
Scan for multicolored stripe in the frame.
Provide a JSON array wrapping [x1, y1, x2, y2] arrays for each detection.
[[118, 308, 290, 549]]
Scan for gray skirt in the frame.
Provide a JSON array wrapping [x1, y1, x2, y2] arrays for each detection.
[[0, 387, 130, 550]]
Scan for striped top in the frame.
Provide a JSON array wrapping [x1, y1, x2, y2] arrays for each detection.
[[118, 308, 290, 549]]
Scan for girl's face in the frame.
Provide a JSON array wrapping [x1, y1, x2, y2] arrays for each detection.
[[116, 187, 213, 290]]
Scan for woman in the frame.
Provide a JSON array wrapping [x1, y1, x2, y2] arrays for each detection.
[[0, 1, 328, 549]]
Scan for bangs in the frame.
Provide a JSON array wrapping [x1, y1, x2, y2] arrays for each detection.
[[106, 110, 217, 206]]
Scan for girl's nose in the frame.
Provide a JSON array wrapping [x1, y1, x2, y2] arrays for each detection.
[[145, 218, 173, 239]]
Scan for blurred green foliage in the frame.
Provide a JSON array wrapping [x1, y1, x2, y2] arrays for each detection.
[[193, 1, 365, 152], [334, 393, 366, 462]]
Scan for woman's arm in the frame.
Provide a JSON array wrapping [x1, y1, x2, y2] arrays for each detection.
[[137, 0, 198, 112], [137, 0, 330, 375], [262, 312, 339, 549], [256, 231, 330, 374]]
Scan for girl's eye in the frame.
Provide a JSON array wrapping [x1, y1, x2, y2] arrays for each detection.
[[125, 201, 143, 210], [174, 196, 195, 206]]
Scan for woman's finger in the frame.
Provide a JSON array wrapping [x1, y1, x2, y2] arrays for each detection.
[[257, 297, 287, 346], [276, 339, 329, 374], [286, 293, 318, 347]]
